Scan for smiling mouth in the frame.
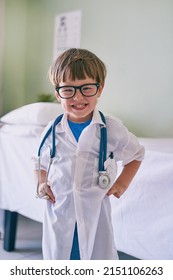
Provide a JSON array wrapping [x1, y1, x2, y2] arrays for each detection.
[[72, 104, 87, 110]]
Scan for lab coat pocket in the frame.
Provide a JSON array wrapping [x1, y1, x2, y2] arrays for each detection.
[[91, 157, 117, 190], [104, 157, 117, 186]]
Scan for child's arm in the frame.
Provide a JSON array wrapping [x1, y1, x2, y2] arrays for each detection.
[[34, 170, 55, 203], [107, 160, 141, 198]]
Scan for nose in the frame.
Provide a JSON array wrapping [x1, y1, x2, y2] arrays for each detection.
[[73, 88, 84, 100]]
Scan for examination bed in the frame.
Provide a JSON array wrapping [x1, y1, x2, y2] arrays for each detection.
[[0, 103, 173, 260]]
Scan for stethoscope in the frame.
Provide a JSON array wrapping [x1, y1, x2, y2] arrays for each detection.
[[36, 111, 111, 199]]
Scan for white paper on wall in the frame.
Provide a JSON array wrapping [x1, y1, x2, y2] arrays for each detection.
[[53, 10, 82, 59]]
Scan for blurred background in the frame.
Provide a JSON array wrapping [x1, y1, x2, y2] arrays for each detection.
[[0, 0, 173, 137]]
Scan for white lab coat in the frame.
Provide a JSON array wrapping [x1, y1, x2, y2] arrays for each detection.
[[33, 109, 144, 260]]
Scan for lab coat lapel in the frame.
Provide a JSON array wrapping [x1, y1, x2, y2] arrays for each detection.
[[55, 113, 77, 146]]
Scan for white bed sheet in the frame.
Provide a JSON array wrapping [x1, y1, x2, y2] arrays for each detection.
[[0, 125, 173, 260], [111, 143, 173, 260], [0, 130, 45, 223]]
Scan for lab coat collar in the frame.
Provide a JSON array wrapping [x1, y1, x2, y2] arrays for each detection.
[[91, 109, 105, 126], [54, 113, 68, 133], [55, 108, 105, 134]]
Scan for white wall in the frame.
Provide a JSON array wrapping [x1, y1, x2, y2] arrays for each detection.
[[55, 0, 173, 137]]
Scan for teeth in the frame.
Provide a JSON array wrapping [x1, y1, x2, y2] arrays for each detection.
[[73, 104, 86, 108]]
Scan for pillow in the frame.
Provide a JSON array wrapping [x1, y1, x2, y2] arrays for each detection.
[[0, 124, 44, 137], [0, 102, 64, 126]]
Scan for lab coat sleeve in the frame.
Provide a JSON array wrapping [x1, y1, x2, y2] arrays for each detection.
[[31, 121, 53, 171], [106, 116, 145, 166]]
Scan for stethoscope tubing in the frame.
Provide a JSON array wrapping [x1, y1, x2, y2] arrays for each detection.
[[36, 111, 109, 198], [98, 111, 107, 172]]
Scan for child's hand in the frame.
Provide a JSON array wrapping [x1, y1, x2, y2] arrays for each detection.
[[107, 181, 128, 198], [38, 182, 55, 203]]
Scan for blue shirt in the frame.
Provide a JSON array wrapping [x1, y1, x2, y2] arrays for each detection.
[[68, 119, 92, 142]]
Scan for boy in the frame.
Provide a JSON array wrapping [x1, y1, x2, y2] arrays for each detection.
[[33, 48, 144, 259]]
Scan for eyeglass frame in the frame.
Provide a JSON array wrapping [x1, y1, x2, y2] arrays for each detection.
[[55, 83, 100, 99]]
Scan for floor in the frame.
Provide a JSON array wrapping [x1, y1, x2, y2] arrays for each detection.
[[0, 214, 43, 260], [0, 214, 139, 260]]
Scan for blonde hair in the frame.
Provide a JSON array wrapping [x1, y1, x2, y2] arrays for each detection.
[[49, 48, 106, 86]]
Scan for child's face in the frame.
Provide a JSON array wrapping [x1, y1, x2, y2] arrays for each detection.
[[55, 76, 104, 122]]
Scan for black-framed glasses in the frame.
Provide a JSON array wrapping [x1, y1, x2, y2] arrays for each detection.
[[55, 83, 100, 99]]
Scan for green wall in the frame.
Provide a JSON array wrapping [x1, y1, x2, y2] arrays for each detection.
[[2, 0, 55, 111], [2, 0, 173, 137]]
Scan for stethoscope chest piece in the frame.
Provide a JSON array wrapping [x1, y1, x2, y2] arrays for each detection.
[[99, 172, 110, 189]]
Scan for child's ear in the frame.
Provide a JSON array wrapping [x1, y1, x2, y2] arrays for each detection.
[[55, 90, 61, 102]]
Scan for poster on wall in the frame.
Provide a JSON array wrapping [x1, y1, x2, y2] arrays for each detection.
[[53, 10, 82, 59]]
